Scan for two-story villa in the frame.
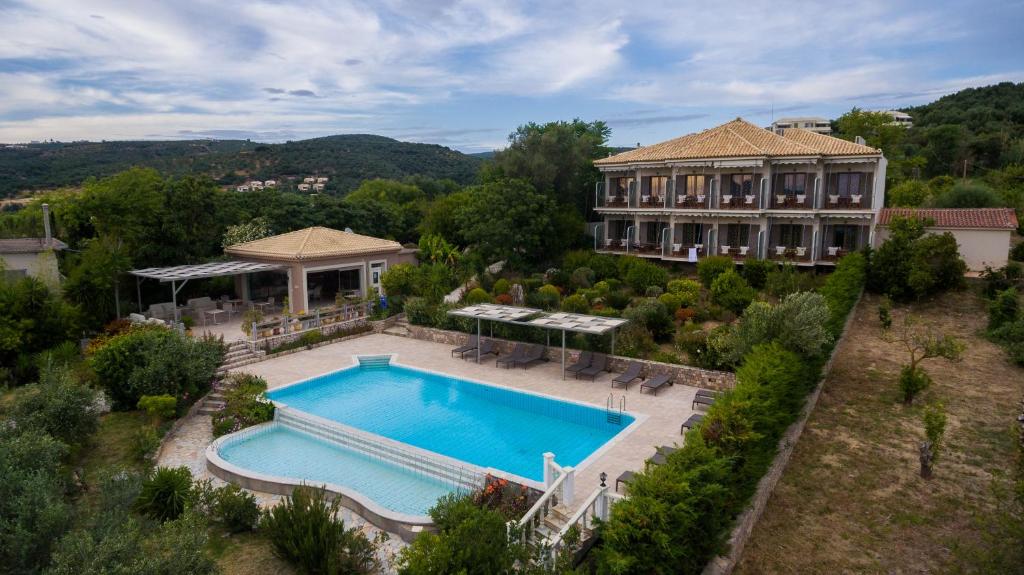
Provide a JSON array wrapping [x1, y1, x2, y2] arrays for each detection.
[[593, 118, 886, 266]]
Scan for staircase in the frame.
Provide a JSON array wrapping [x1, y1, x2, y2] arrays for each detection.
[[196, 377, 237, 415], [382, 317, 412, 337], [215, 340, 263, 376]]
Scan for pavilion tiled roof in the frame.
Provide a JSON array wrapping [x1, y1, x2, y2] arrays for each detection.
[[594, 118, 880, 165], [225, 226, 402, 261], [878, 208, 1019, 230]]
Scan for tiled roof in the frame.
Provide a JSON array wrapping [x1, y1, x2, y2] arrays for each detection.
[[878, 208, 1019, 230], [594, 118, 880, 165], [0, 237, 67, 253], [225, 226, 402, 261]]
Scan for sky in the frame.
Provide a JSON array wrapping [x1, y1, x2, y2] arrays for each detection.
[[0, 0, 1022, 152]]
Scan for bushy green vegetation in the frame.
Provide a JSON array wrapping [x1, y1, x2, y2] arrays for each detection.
[[983, 266, 1024, 365], [868, 216, 966, 301], [0, 276, 80, 385], [136, 466, 194, 522], [211, 373, 275, 437]]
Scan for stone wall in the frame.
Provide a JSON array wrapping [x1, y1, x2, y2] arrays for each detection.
[[402, 324, 735, 391], [702, 291, 865, 575]]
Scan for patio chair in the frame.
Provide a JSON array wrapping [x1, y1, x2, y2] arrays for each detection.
[[720, 245, 731, 255], [696, 388, 719, 399], [739, 246, 749, 256], [680, 413, 705, 434], [611, 361, 643, 389], [640, 373, 672, 395], [775, 194, 786, 205], [496, 343, 528, 368], [851, 194, 863, 206], [744, 194, 755, 205], [474, 339, 499, 360], [775, 245, 786, 256], [565, 351, 593, 375], [451, 334, 479, 358], [828, 246, 840, 257], [575, 353, 608, 380], [513, 344, 548, 369], [796, 194, 806, 204], [828, 194, 839, 205]]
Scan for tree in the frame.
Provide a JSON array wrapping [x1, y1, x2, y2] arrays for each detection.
[[710, 270, 756, 314], [933, 181, 1002, 208], [454, 179, 555, 268], [919, 403, 947, 479], [417, 234, 459, 266], [0, 276, 80, 381], [222, 217, 273, 248], [834, 108, 920, 181], [727, 292, 833, 363], [882, 314, 964, 404], [869, 216, 966, 301], [887, 180, 931, 207], [62, 235, 132, 327]]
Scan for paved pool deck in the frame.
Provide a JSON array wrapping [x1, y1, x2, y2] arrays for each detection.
[[231, 332, 702, 510]]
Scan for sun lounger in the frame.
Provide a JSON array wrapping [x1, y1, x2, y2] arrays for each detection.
[[496, 343, 527, 368], [696, 389, 719, 399], [575, 353, 608, 380], [680, 413, 704, 434], [615, 470, 635, 492], [692, 394, 716, 410], [650, 452, 667, 465], [476, 339, 498, 360], [657, 445, 678, 456], [565, 351, 593, 374], [639, 374, 672, 395], [451, 334, 479, 358], [611, 361, 643, 389], [513, 344, 548, 368]]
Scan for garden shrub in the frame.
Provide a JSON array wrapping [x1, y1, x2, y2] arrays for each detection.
[[605, 290, 632, 310], [492, 278, 511, 295], [645, 285, 664, 297], [741, 259, 773, 289], [658, 292, 682, 314], [262, 485, 378, 575], [211, 374, 274, 437], [136, 466, 193, 522], [214, 484, 261, 533], [697, 256, 734, 287], [819, 252, 867, 335], [137, 394, 177, 419], [130, 427, 161, 462], [989, 288, 1020, 330], [535, 284, 561, 310], [495, 293, 513, 305], [675, 307, 696, 323], [667, 278, 702, 307], [1011, 241, 1024, 262], [625, 260, 669, 293], [898, 365, 932, 404], [464, 287, 492, 305], [571, 267, 596, 289], [562, 249, 593, 273], [89, 327, 223, 410], [868, 216, 966, 301], [650, 350, 682, 364], [403, 297, 433, 326], [588, 253, 619, 280], [710, 270, 756, 314], [623, 299, 675, 341], [9, 365, 99, 447], [380, 263, 419, 298], [726, 292, 833, 363], [979, 264, 1021, 298], [561, 294, 590, 314], [615, 323, 657, 358]]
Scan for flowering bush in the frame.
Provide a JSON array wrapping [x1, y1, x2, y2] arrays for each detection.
[[212, 374, 275, 437], [495, 293, 513, 305], [472, 474, 537, 521]]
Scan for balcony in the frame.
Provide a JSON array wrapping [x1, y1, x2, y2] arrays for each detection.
[[601, 195, 629, 209], [823, 194, 868, 210], [769, 245, 813, 263], [769, 192, 812, 210], [673, 194, 710, 210], [716, 244, 754, 260], [667, 243, 706, 259], [633, 242, 662, 256], [719, 193, 759, 210], [820, 246, 852, 262], [638, 195, 667, 209], [600, 238, 628, 252]]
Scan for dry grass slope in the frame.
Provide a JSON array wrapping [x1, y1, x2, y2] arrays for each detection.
[[736, 290, 1023, 574]]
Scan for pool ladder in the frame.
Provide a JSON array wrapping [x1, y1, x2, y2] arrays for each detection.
[[606, 394, 625, 425]]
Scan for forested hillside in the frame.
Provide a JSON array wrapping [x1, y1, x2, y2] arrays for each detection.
[[0, 134, 481, 197]]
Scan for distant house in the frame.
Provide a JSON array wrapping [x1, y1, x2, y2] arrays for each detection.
[[879, 110, 913, 128], [313, 183, 326, 192], [235, 185, 250, 193], [316, 177, 329, 184], [875, 208, 1018, 271], [297, 183, 311, 192], [0, 204, 65, 287], [770, 116, 832, 135], [264, 180, 277, 187], [249, 181, 264, 190], [303, 177, 315, 184]]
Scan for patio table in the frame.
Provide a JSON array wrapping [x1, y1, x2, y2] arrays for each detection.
[[204, 309, 227, 326]]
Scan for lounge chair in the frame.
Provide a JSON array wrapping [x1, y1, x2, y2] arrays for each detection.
[[692, 394, 716, 410], [496, 343, 527, 368], [615, 470, 635, 492], [474, 339, 499, 360], [680, 413, 704, 434], [657, 445, 678, 456], [696, 389, 719, 399], [575, 353, 608, 380], [639, 373, 672, 395], [516, 343, 548, 366], [611, 361, 643, 389], [451, 334, 479, 358], [565, 351, 593, 375]]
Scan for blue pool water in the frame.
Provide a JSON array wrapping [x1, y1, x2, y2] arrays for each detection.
[[267, 364, 633, 481], [218, 424, 459, 516]]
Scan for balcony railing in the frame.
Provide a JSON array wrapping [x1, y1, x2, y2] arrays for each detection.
[[820, 246, 852, 261], [719, 193, 759, 210], [770, 192, 812, 209], [673, 195, 709, 209], [768, 245, 813, 262], [823, 194, 868, 209], [638, 195, 667, 208], [633, 242, 662, 255], [716, 245, 753, 260], [602, 195, 629, 208], [600, 238, 628, 252], [666, 243, 705, 259]]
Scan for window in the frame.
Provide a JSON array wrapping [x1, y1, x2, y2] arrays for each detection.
[[614, 177, 633, 198], [647, 176, 667, 199], [730, 174, 753, 196], [679, 223, 704, 245], [835, 173, 862, 197], [726, 224, 750, 247], [778, 224, 803, 248], [684, 175, 706, 197], [782, 174, 806, 195], [831, 225, 860, 250], [644, 223, 665, 243]]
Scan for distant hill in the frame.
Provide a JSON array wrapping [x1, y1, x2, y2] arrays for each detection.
[[904, 81, 1024, 136], [0, 134, 482, 197]]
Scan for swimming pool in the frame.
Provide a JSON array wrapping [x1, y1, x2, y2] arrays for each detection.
[[266, 362, 635, 482]]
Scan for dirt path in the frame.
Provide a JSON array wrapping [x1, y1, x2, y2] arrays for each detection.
[[735, 290, 1023, 574]]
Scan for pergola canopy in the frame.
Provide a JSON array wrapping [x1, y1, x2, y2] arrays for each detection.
[[447, 303, 542, 322], [525, 312, 628, 335], [129, 261, 285, 282]]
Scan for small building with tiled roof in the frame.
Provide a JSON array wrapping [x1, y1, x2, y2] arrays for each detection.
[[225, 226, 416, 313], [875, 208, 1019, 271]]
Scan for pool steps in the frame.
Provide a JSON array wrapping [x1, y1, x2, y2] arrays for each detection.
[[274, 405, 484, 493], [356, 354, 393, 369]]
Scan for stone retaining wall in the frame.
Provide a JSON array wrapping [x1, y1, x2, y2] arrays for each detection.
[[702, 291, 865, 575], [401, 324, 735, 391]]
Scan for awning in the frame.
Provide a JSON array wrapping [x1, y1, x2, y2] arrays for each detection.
[[447, 303, 542, 322], [130, 261, 285, 282], [525, 313, 628, 335]]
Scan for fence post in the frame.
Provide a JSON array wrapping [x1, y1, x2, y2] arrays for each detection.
[[562, 466, 575, 506], [543, 452, 555, 489]]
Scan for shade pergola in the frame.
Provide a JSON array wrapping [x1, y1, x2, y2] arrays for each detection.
[[129, 261, 286, 320], [446, 303, 629, 378]]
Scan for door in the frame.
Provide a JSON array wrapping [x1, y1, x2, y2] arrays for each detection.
[[369, 261, 386, 295]]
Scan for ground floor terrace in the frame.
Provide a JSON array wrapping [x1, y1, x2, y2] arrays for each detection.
[[597, 213, 873, 266], [170, 332, 710, 538]]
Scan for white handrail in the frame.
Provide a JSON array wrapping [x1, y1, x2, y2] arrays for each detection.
[[517, 470, 567, 530]]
